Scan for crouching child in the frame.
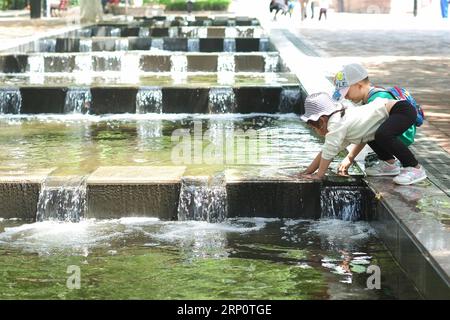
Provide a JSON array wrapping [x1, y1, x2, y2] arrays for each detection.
[[301, 93, 427, 185]]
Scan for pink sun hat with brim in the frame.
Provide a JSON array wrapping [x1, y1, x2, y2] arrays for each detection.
[[300, 92, 340, 123]]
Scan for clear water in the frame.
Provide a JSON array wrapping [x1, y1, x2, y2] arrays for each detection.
[[0, 114, 330, 177], [0, 217, 420, 300], [177, 175, 228, 223]]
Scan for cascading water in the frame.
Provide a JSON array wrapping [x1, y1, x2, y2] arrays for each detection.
[[138, 27, 150, 38], [75, 54, 92, 72], [136, 87, 163, 114], [39, 39, 56, 53], [76, 29, 92, 37], [187, 39, 200, 52], [110, 28, 122, 37], [168, 27, 179, 38], [217, 53, 235, 85], [225, 27, 238, 38], [259, 38, 270, 51], [279, 87, 301, 113], [28, 55, 44, 73], [151, 38, 164, 51], [79, 39, 93, 52], [0, 88, 22, 114], [36, 176, 87, 223], [197, 27, 208, 38], [264, 53, 279, 72], [208, 87, 236, 114], [223, 38, 236, 52], [177, 175, 228, 223], [115, 39, 129, 51], [171, 53, 187, 83], [64, 88, 92, 114], [121, 53, 140, 82], [320, 187, 364, 222]]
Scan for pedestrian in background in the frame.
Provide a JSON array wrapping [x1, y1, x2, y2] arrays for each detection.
[[441, 0, 449, 18], [319, 0, 329, 21]]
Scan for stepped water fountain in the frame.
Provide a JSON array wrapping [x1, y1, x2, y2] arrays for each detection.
[[0, 16, 439, 300]]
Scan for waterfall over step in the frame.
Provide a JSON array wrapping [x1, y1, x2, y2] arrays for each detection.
[[28, 55, 44, 73], [39, 39, 56, 53], [110, 28, 122, 37], [136, 87, 163, 114], [187, 39, 200, 52], [259, 38, 269, 51], [208, 87, 236, 114], [75, 54, 93, 73], [225, 27, 238, 38], [264, 53, 279, 72], [115, 39, 129, 51], [320, 186, 364, 222], [223, 38, 236, 52], [138, 27, 150, 38], [218, 53, 235, 72], [79, 39, 93, 52], [0, 88, 22, 114], [64, 88, 92, 114], [36, 176, 87, 223], [151, 38, 164, 51], [279, 87, 301, 113], [177, 175, 228, 223]]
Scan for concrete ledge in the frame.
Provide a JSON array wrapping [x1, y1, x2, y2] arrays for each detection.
[[367, 177, 450, 299], [87, 166, 186, 185], [0, 169, 55, 220]]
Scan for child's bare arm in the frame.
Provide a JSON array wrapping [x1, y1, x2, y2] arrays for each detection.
[[303, 151, 322, 174], [339, 143, 366, 173], [316, 157, 332, 178]]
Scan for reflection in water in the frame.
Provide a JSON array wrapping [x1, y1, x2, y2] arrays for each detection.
[[0, 218, 419, 299]]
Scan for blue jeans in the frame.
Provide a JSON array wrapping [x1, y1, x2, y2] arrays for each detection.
[[441, 0, 448, 18]]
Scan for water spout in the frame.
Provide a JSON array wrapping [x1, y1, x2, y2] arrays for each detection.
[[320, 187, 364, 222], [64, 88, 92, 114], [0, 88, 22, 114], [136, 87, 163, 114], [177, 175, 228, 223], [36, 176, 87, 223], [208, 87, 236, 114]]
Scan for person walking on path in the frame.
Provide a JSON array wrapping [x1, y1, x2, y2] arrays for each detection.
[[441, 0, 449, 18], [319, 0, 329, 21]]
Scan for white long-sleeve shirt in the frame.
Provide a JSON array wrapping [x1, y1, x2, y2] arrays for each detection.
[[322, 98, 390, 160]]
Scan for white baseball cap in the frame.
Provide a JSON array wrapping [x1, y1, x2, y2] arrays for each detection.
[[301, 92, 339, 123], [332, 63, 369, 101]]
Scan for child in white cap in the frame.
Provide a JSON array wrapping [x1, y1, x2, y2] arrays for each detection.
[[333, 63, 416, 177], [301, 92, 427, 185]]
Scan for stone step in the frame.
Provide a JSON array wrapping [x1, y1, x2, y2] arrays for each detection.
[[0, 166, 369, 221], [0, 84, 304, 115], [0, 52, 283, 73], [27, 37, 271, 53]]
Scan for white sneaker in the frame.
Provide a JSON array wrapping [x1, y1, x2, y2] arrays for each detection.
[[365, 160, 401, 176], [393, 166, 427, 185]]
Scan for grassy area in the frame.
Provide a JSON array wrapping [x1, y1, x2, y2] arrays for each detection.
[[143, 0, 231, 11]]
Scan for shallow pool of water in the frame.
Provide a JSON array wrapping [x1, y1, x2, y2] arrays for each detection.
[[0, 217, 419, 300], [0, 113, 334, 177]]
